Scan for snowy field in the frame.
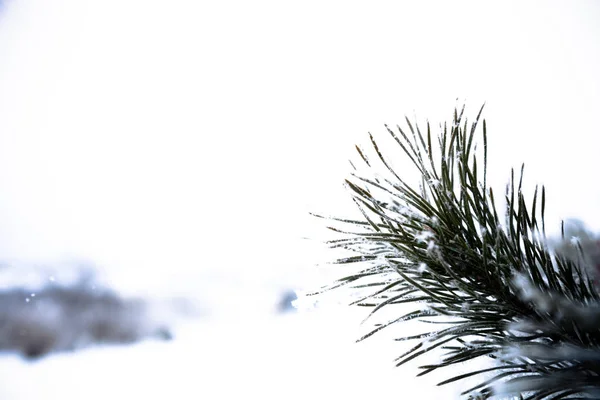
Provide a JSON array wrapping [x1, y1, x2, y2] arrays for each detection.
[[0, 313, 475, 399], [0, 1, 599, 399]]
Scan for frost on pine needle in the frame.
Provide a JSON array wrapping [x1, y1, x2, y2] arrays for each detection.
[[428, 178, 442, 188], [479, 225, 487, 237], [416, 230, 435, 244], [425, 239, 438, 255], [314, 105, 600, 399]]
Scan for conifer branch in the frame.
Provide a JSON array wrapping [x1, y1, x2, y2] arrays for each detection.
[[316, 105, 600, 399]]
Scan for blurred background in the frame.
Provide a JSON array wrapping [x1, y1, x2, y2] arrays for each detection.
[[0, 0, 598, 398]]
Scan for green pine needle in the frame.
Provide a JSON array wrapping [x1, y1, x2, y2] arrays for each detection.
[[316, 105, 600, 399]]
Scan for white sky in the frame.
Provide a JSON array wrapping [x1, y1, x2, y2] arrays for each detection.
[[0, 0, 597, 292], [0, 1, 599, 399], [0, 1, 599, 285]]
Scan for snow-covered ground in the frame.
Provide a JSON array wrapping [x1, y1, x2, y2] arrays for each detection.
[[0, 1, 599, 398], [0, 307, 494, 399]]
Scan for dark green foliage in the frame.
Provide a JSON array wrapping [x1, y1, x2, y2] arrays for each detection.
[[314, 106, 600, 399]]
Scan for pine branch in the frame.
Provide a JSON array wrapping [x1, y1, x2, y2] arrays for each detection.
[[316, 105, 600, 399]]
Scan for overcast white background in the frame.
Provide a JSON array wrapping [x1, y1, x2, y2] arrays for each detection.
[[0, 1, 598, 399]]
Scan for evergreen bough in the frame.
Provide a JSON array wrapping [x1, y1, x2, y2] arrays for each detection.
[[314, 105, 600, 399]]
